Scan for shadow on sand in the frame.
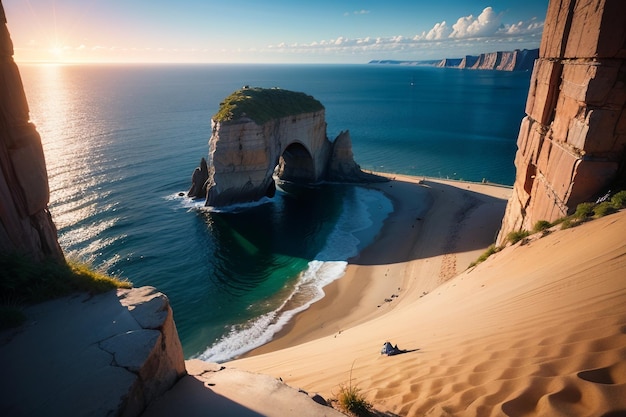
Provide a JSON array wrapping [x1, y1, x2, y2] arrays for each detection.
[[350, 178, 509, 266]]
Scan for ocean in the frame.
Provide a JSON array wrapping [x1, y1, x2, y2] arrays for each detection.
[[19, 63, 530, 360]]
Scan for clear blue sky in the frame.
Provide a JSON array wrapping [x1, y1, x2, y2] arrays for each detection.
[[4, 0, 549, 63]]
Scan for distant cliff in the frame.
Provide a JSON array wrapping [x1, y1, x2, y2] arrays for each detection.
[[461, 49, 538, 71], [370, 48, 539, 72]]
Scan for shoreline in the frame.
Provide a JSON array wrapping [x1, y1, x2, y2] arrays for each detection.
[[242, 172, 512, 357]]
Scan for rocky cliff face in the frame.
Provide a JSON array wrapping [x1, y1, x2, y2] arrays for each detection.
[[433, 49, 539, 71], [205, 109, 329, 206], [497, 0, 626, 244], [0, 5, 63, 261], [193, 89, 384, 207]]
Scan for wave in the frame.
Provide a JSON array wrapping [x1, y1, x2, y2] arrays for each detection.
[[166, 192, 274, 213], [196, 186, 392, 363], [197, 260, 347, 363]]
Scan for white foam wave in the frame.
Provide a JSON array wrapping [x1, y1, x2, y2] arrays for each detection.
[[198, 260, 347, 363], [197, 186, 393, 363], [166, 192, 274, 213]]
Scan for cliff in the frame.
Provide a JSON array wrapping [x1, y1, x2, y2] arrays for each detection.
[[461, 49, 539, 71], [0, 5, 63, 261], [191, 87, 385, 207], [1, 5, 188, 416], [370, 48, 539, 72], [497, 0, 626, 243]]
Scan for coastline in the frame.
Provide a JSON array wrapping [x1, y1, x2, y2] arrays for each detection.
[[227, 174, 626, 416], [243, 172, 512, 356]]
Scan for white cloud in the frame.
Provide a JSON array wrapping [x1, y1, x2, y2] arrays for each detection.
[[499, 17, 544, 36], [424, 21, 451, 40], [450, 7, 501, 38], [267, 7, 544, 59], [344, 9, 370, 16]]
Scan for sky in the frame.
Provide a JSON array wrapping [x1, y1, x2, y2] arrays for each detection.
[[4, 0, 549, 64]]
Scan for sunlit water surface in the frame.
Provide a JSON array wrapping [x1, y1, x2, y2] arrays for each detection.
[[20, 64, 529, 360]]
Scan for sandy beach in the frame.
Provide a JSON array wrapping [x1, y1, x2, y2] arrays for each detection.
[[229, 173, 626, 416], [245, 173, 512, 354]]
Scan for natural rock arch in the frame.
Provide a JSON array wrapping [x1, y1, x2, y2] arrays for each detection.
[[188, 87, 384, 207], [276, 141, 316, 183]]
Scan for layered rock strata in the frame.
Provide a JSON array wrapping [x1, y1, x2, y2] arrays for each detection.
[[0, 4, 63, 261], [453, 49, 539, 71], [376, 49, 539, 72], [497, 0, 626, 244], [191, 88, 384, 207]]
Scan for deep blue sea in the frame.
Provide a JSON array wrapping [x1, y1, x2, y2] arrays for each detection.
[[19, 64, 530, 360]]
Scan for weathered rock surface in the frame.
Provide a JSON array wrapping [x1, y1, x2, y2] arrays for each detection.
[[0, 287, 186, 417], [327, 130, 382, 182], [192, 89, 385, 206], [0, 4, 63, 261], [143, 359, 346, 417], [187, 157, 209, 198], [205, 109, 328, 206], [497, 0, 626, 244]]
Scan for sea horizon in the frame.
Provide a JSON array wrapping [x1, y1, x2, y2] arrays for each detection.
[[19, 62, 530, 360]]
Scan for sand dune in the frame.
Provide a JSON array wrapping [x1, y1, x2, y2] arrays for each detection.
[[229, 175, 626, 416]]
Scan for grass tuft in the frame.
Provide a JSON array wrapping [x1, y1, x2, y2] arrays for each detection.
[[506, 230, 530, 245], [0, 253, 131, 330], [532, 220, 552, 233], [574, 202, 595, 220], [336, 361, 373, 416], [468, 244, 500, 268], [593, 201, 617, 218], [610, 190, 626, 208]]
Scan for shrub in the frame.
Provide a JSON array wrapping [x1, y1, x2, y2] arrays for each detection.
[[506, 230, 530, 245], [560, 219, 574, 230], [610, 190, 626, 209], [533, 220, 552, 233], [574, 202, 595, 220], [594, 201, 617, 218]]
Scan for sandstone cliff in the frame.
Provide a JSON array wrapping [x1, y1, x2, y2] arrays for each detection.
[[497, 0, 626, 243], [370, 49, 539, 72], [461, 49, 539, 71], [0, 5, 63, 261], [192, 88, 385, 207]]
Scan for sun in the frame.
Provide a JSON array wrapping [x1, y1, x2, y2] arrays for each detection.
[[49, 45, 63, 57]]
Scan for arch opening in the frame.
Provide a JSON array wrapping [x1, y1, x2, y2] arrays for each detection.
[[276, 142, 316, 184]]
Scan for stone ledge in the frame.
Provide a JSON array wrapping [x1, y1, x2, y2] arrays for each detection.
[[0, 286, 186, 417]]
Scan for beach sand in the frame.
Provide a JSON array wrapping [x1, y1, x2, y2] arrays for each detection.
[[228, 174, 626, 416]]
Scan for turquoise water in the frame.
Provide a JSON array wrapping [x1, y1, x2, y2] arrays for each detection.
[[19, 64, 530, 360]]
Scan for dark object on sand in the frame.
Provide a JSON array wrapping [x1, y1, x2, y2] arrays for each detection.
[[381, 342, 405, 356]]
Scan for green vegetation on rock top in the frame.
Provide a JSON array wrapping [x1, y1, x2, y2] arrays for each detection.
[[0, 254, 131, 329], [213, 87, 324, 124]]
